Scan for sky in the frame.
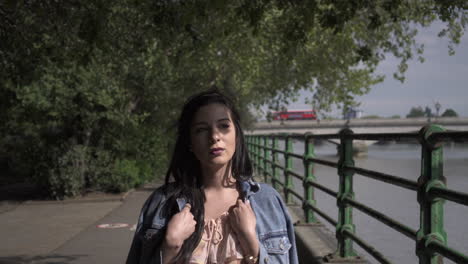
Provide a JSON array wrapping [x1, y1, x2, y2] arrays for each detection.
[[290, 21, 468, 118]]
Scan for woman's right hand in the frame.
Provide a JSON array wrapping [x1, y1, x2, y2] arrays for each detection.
[[164, 203, 197, 249]]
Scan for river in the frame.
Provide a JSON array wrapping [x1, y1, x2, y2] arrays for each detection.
[[277, 141, 468, 263]]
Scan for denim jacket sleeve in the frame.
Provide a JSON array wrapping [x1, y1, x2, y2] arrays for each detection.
[[126, 187, 166, 264], [254, 185, 299, 264]]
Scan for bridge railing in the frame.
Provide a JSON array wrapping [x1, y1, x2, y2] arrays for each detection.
[[246, 124, 468, 264]]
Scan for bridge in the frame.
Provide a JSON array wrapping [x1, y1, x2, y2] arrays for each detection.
[[248, 117, 468, 135], [248, 117, 468, 154], [246, 124, 468, 264]]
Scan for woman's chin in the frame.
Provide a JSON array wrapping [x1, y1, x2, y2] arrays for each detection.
[[203, 157, 231, 168]]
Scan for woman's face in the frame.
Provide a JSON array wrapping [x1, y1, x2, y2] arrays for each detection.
[[190, 103, 237, 169]]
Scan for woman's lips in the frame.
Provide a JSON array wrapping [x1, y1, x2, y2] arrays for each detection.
[[209, 148, 224, 156]]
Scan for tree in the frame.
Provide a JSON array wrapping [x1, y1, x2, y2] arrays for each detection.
[[362, 115, 381, 119], [0, 0, 466, 198], [407, 107, 425, 118], [441, 108, 459, 117], [425, 106, 433, 118]]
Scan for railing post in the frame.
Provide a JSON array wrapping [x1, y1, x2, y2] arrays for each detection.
[[272, 137, 280, 191], [263, 136, 270, 183], [258, 136, 265, 177], [254, 136, 260, 176], [335, 128, 358, 259], [284, 136, 293, 204], [304, 134, 317, 223], [247, 136, 252, 158], [416, 125, 447, 264]]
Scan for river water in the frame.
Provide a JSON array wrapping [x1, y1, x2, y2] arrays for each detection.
[[275, 141, 468, 263]]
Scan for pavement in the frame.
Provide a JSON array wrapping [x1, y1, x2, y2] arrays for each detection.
[[0, 181, 163, 264], [0, 178, 366, 264]]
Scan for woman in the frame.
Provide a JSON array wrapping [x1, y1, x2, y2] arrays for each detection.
[[127, 89, 298, 264]]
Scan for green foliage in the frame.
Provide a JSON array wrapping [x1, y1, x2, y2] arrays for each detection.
[[390, 115, 401, 119], [361, 115, 381, 119], [441, 108, 459, 117], [92, 158, 140, 193], [87, 150, 156, 193], [47, 145, 87, 199], [406, 106, 425, 118], [0, 0, 466, 198]]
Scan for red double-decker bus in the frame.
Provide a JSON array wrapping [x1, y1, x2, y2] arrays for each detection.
[[272, 110, 317, 120]]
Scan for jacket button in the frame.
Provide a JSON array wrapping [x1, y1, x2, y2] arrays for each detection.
[[279, 242, 285, 250], [264, 257, 269, 263]]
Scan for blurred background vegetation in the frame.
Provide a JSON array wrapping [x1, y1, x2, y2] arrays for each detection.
[[0, 0, 466, 199]]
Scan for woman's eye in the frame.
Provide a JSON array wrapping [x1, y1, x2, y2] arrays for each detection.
[[220, 123, 230, 129], [195, 127, 207, 133]]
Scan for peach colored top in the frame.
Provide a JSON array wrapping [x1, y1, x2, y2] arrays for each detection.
[[190, 212, 244, 264]]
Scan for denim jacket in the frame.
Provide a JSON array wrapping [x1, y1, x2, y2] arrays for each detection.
[[126, 180, 298, 264]]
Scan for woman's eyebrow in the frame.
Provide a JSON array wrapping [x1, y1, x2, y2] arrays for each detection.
[[217, 118, 231, 122], [192, 117, 230, 126], [192, 121, 208, 126]]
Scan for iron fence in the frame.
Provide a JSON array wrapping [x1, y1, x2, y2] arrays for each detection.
[[246, 124, 468, 264]]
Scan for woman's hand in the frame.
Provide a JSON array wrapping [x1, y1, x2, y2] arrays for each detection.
[[162, 204, 196, 263], [229, 199, 259, 259], [165, 203, 197, 248]]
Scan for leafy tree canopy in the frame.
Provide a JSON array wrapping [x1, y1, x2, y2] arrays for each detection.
[[1, 0, 467, 112], [441, 108, 459, 117], [361, 115, 381, 119], [406, 106, 426, 118], [0, 0, 466, 197]]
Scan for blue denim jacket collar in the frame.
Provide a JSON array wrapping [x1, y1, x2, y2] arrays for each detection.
[[175, 179, 260, 211], [239, 179, 260, 200]]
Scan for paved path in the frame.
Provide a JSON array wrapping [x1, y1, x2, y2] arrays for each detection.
[[0, 179, 365, 264], [0, 183, 160, 264]]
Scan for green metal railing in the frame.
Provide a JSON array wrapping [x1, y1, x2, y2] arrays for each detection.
[[246, 125, 468, 264]]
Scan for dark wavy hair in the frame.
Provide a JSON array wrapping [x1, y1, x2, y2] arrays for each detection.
[[164, 88, 253, 263]]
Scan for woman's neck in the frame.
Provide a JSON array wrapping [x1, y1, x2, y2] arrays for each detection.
[[201, 162, 236, 190]]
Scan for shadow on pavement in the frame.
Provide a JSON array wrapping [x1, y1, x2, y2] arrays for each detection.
[[0, 254, 87, 264], [0, 180, 162, 203], [296, 238, 328, 264], [0, 183, 45, 202], [135, 186, 158, 192]]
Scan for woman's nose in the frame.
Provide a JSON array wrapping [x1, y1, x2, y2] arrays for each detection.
[[209, 128, 221, 142]]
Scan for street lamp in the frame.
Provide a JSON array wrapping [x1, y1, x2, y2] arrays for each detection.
[[435, 101, 441, 117]]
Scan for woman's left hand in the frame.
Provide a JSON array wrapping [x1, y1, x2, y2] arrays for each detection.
[[229, 199, 259, 258]]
